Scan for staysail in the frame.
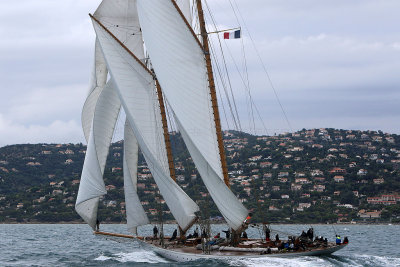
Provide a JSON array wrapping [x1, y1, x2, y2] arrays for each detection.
[[137, 0, 248, 231], [92, 16, 199, 230], [123, 120, 149, 233], [75, 80, 121, 229]]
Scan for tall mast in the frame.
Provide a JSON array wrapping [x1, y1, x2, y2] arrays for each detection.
[[90, 14, 176, 182], [155, 80, 176, 181], [196, 0, 230, 187]]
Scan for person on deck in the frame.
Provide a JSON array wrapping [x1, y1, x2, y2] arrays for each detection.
[[201, 229, 208, 238], [275, 234, 280, 242], [193, 227, 199, 238], [300, 230, 307, 239], [222, 229, 230, 239], [265, 227, 270, 241], [214, 233, 220, 239], [96, 219, 100, 231], [343, 236, 349, 244], [336, 235, 341, 245], [242, 231, 248, 239], [307, 228, 314, 240], [153, 225, 158, 239], [169, 229, 177, 241]]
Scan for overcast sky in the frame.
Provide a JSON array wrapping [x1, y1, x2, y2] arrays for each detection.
[[0, 0, 399, 147]]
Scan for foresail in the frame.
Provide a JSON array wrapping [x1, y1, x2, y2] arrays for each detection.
[[76, 80, 122, 229], [124, 119, 149, 233], [92, 18, 199, 230], [137, 0, 248, 231], [82, 39, 108, 142]]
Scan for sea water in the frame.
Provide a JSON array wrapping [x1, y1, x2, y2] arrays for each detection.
[[1, 224, 399, 267]]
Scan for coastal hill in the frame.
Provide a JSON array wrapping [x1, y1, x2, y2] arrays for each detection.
[[0, 128, 399, 224]]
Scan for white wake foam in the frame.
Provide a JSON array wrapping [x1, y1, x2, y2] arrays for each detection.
[[94, 255, 112, 261], [227, 256, 334, 267]]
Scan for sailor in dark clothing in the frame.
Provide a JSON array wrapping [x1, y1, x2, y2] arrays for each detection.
[[300, 230, 307, 238], [96, 219, 100, 231], [307, 228, 314, 240], [242, 231, 248, 239], [275, 234, 279, 241], [343, 236, 349, 244], [169, 229, 177, 241], [153, 225, 158, 238], [265, 227, 271, 241], [201, 229, 208, 238], [193, 227, 199, 238], [222, 229, 230, 239]]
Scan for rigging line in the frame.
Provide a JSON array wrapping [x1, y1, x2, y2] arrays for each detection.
[[224, 0, 264, 135], [209, 36, 238, 131], [229, 0, 293, 133], [222, 40, 269, 135], [238, 29, 256, 134], [215, 70, 231, 130], [206, 0, 266, 135], [204, 1, 242, 132]]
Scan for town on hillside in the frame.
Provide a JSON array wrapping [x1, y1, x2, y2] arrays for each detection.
[[0, 128, 399, 224]]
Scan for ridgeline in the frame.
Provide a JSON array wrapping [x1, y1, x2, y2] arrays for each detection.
[[1, 128, 399, 224]]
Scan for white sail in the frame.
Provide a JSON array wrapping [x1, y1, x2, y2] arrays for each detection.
[[137, 0, 248, 231], [76, 80, 121, 229], [123, 119, 149, 233], [176, 0, 192, 25], [82, 39, 108, 142], [94, 0, 145, 60], [92, 18, 199, 230], [78, 0, 150, 229]]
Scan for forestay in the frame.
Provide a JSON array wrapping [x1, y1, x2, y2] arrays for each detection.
[[137, 0, 248, 231], [92, 18, 199, 230]]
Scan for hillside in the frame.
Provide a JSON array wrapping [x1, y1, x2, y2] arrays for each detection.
[[0, 128, 400, 224]]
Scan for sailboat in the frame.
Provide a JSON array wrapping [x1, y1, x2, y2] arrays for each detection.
[[75, 0, 348, 261]]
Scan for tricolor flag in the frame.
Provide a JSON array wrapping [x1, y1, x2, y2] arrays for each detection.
[[224, 29, 241, 39]]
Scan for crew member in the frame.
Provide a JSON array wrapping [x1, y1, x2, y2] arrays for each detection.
[[169, 229, 177, 241], [336, 235, 341, 245], [153, 225, 158, 238]]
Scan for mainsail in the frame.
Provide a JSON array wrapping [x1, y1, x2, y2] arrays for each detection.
[[137, 0, 248, 231], [92, 14, 199, 230]]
